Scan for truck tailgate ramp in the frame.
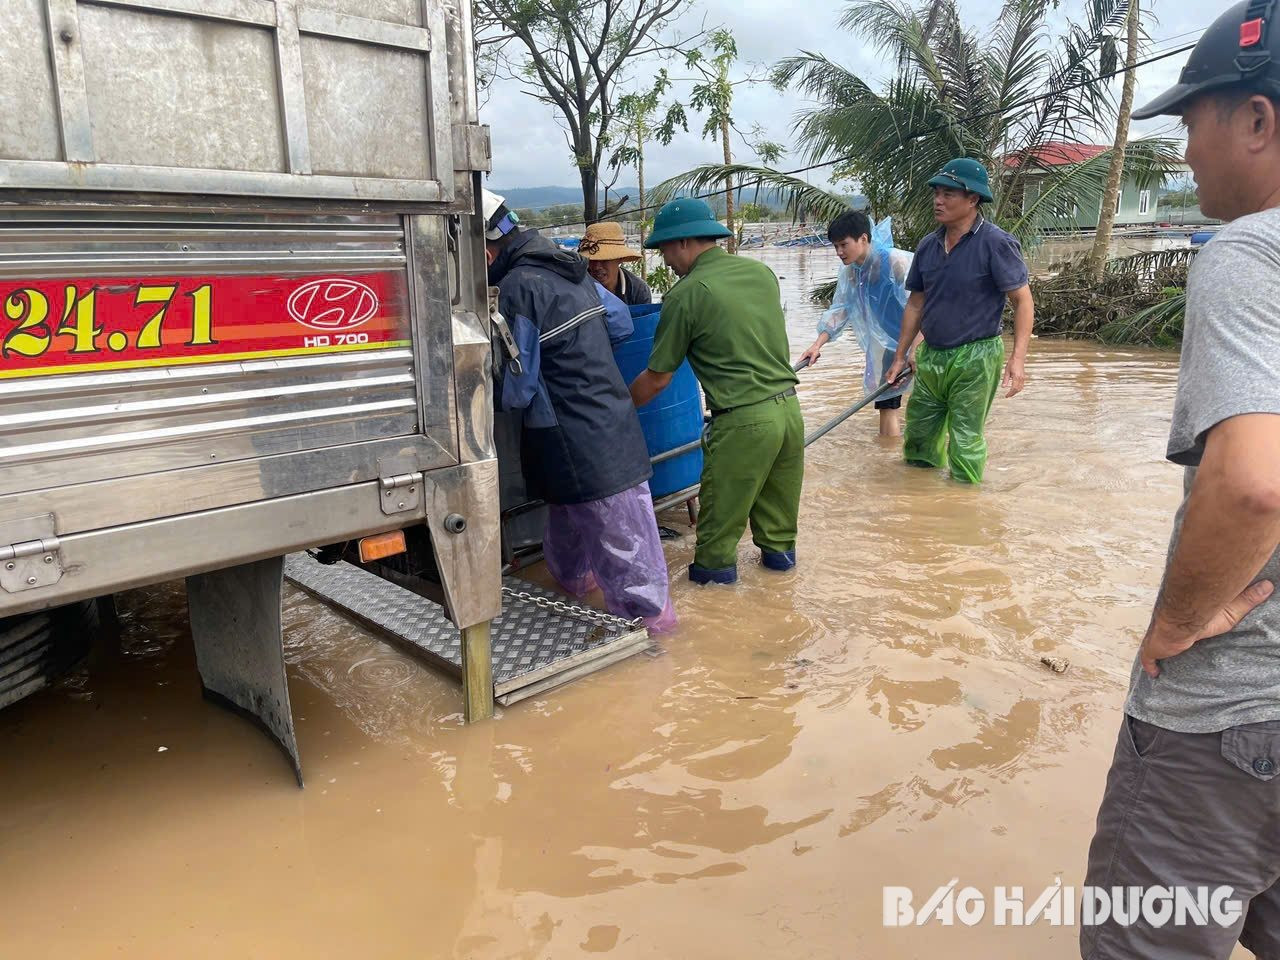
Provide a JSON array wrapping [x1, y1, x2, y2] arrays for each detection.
[[283, 554, 653, 706]]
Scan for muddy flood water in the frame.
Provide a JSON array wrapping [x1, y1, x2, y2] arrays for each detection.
[[1, 247, 1231, 958]]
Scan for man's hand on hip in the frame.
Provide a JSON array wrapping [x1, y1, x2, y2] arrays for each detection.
[[1141, 580, 1275, 678]]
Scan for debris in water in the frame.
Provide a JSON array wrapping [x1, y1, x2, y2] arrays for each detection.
[[157, 746, 168, 753], [1041, 656, 1070, 674]]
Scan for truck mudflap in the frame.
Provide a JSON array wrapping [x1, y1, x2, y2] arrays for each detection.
[[186, 556, 303, 786], [179, 460, 501, 785]]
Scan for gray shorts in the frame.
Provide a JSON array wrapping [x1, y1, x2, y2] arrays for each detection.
[[1082, 714, 1280, 959]]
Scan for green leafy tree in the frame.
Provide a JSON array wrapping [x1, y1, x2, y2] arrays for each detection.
[[1159, 182, 1198, 209], [686, 30, 740, 248], [736, 201, 773, 223], [683, 30, 773, 251], [746, 128, 786, 199], [610, 71, 688, 256], [646, 264, 678, 295], [475, 0, 706, 222]]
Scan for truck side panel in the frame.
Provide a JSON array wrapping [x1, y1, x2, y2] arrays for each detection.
[[0, 211, 481, 617], [0, 0, 459, 204], [0, 215, 442, 500]]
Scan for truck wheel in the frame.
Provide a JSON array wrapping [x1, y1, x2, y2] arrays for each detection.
[[0, 600, 99, 711]]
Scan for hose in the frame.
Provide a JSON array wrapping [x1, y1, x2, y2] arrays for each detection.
[[652, 358, 908, 463], [802, 371, 912, 447]]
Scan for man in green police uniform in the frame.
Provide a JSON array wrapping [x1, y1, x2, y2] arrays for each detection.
[[629, 197, 804, 584]]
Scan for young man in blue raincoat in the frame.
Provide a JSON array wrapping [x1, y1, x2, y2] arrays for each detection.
[[798, 211, 915, 437], [482, 189, 676, 632]]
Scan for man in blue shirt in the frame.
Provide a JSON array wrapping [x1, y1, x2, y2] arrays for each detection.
[[885, 158, 1034, 483]]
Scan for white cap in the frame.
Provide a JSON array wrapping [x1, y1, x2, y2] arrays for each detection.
[[482, 188, 518, 240], [482, 188, 506, 223]]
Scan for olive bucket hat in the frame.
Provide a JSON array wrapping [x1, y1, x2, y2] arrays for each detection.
[[1133, 1, 1280, 119], [644, 197, 733, 248], [926, 157, 995, 202]]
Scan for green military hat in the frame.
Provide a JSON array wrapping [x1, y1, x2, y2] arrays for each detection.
[[644, 197, 733, 248], [927, 157, 994, 202]]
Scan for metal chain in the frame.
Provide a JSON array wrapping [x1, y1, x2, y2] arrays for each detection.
[[501, 586, 645, 631]]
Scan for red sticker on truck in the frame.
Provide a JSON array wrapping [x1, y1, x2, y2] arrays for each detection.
[[0, 271, 411, 380]]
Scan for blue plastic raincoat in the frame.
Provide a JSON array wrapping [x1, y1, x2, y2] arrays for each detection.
[[817, 216, 914, 399]]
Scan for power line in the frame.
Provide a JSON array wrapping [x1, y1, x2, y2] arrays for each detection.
[[1159, 25, 1212, 45], [1144, 26, 1207, 51], [528, 38, 1199, 231]]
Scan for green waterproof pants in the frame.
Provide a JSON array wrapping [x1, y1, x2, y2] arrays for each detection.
[[696, 392, 805, 570], [903, 336, 1004, 484]]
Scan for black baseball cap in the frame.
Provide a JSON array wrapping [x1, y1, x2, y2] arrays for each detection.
[[1134, 1, 1280, 118]]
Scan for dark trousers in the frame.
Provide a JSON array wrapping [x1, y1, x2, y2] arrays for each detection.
[[1082, 714, 1280, 959]]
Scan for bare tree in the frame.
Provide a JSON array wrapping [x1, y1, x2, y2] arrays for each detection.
[[1086, 0, 1140, 279], [476, 0, 703, 222]]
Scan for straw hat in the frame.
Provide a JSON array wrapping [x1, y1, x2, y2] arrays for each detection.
[[579, 222, 643, 262]]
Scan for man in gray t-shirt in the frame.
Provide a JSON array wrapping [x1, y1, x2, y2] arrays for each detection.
[[1080, 7, 1280, 959], [1125, 207, 1280, 731]]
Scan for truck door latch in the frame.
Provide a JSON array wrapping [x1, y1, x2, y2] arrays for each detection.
[[488, 286, 522, 375]]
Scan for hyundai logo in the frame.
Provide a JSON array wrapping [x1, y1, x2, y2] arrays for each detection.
[[286, 279, 379, 331]]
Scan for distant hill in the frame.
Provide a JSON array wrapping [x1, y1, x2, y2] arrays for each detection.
[[493, 184, 866, 214], [494, 186, 606, 210]]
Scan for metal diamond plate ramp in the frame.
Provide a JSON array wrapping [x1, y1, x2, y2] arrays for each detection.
[[283, 554, 653, 706]]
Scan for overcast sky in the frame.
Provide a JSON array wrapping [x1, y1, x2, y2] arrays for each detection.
[[480, 0, 1206, 192]]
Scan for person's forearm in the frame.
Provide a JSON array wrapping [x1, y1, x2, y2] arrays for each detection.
[[814, 332, 831, 348], [1152, 461, 1280, 637], [1011, 297, 1033, 359], [896, 304, 923, 361], [630, 369, 671, 407]]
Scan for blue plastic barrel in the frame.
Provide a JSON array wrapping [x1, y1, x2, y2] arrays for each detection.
[[1190, 231, 1214, 246], [613, 303, 704, 499]]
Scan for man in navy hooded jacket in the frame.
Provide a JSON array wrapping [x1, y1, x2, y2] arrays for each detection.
[[483, 189, 675, 633]]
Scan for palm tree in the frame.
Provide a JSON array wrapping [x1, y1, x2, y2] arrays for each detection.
[[1085, 0, 1141, 278], [654, 0, 1181, 251]]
